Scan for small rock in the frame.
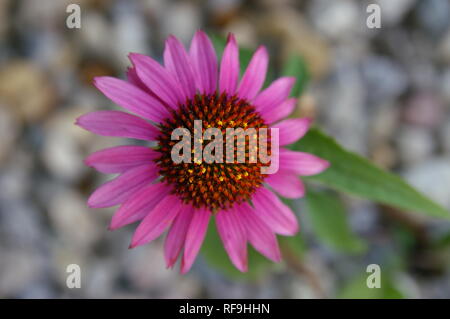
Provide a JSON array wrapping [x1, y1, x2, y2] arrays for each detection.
[[403, 157, 450, 209], [415, 0, 450, 36], [47, 188, 100, 252], [439, 68, 450, 103], [375, 0, 416, 26], [0, 61, 56, 122], [112, 2, 150, 69], [396, 125, 435, 166], [161, 2, 201, 43], [84, 260, 118, 298], [41, 105, 107, 182], [370, 102, 400, 142], [263, 8, 331, 78], [0, 201, 45, 248], [320, 61, 368, 155], [361, 56, 408, 103], [438, 30, 450, 64], [402, 92, 445, 128], [371, 142, 397, 169], [0, 106, 20, 164], [308, 0, 360, 40], [0, 249, 46, 297], [124, 243, 176, 292], [440, 120, 450, 154]]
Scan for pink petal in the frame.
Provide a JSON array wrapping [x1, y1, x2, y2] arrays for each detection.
[[164, 206, 194, 268], [75, 110, 159, 141], [93, 76, 170, 123], [109, 183, 171, 230], [189, 30, 217, 95], [164, 35, 196, 100], [215, 209, 248, 272], [129, 53, 184, 109], [237, 46, 269, 101], [252, 187, 299, 235], [181, 208, 211, 274], [272, 118, 312, 146], [130, 195, 183, 248], [265, 170, 305, 199], [126, 67, 148, 92], [219, 33, 239, 95], [236, 203, 281, 262], [88, 165, 158, 208], [253, 77, 295, 112], [280, 149, 330, 176], [85, 145, 159, 174], [260, 98, 297, 124]]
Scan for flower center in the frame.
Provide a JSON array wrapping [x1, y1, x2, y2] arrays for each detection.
[[154, 92, 269, 212]]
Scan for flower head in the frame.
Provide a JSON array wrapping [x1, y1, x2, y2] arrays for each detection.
[[76, 31, 329, 273]]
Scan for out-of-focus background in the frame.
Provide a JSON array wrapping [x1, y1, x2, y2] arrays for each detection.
[[1, 0, 450, 298]]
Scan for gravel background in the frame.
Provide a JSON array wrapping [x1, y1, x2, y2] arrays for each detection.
[[1, 0, 450, 298]]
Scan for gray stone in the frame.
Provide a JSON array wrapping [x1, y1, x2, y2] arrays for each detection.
[[403, 157, 450, 209]]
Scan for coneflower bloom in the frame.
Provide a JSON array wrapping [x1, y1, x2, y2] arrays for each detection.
[[76, 31, 329, 273]]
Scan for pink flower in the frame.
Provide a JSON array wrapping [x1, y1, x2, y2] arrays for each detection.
[[76, 31, 329, 273]]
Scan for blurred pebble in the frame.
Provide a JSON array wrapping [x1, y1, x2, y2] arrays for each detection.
[[361, 56, 408, 103], [438, 30, 450, 64], [0, 249, 47, 297], [396, 125, 435, 166], [370, 102, 400, 142], [348, 200, 379, 235], [160, 2, 201, 43], [47, 188, 100, 252], [84, 260, 118, 298], [415, 0, 450, 36], [0, 107, 20, 163], [289, 277, 319, 299], [123, 243, 176, 292], [207, 0, 241, 27], [42, 124, 85, 182], [308, 0, 359, 40], [296, 94, 317, 119], [403, 157, 450, 209], [41, 106, 104, 182], [112, 2, 150, 69], [226, 19, 258, 48], [376, 0, 416, 26], [0, 0, 9, 39], [0, 61, 56, 122], [441, 120, 450, 154], [263, 8, 331, 78], [79, 12, 113, 58], [402, 92, 445, 127], [0, 201, 45, 248], [320, 61, 368, 155], [371, 142, 397, 169], [439, 68, 450, 104]]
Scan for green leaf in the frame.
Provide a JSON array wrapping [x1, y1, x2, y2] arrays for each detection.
[[282, 53, 310, 97], [305, 190, 367, 254], [278, 198, 307, 259], [201, 220, 271, 280], [292, 128, 450, 219], [279, 234, 307, 260]]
